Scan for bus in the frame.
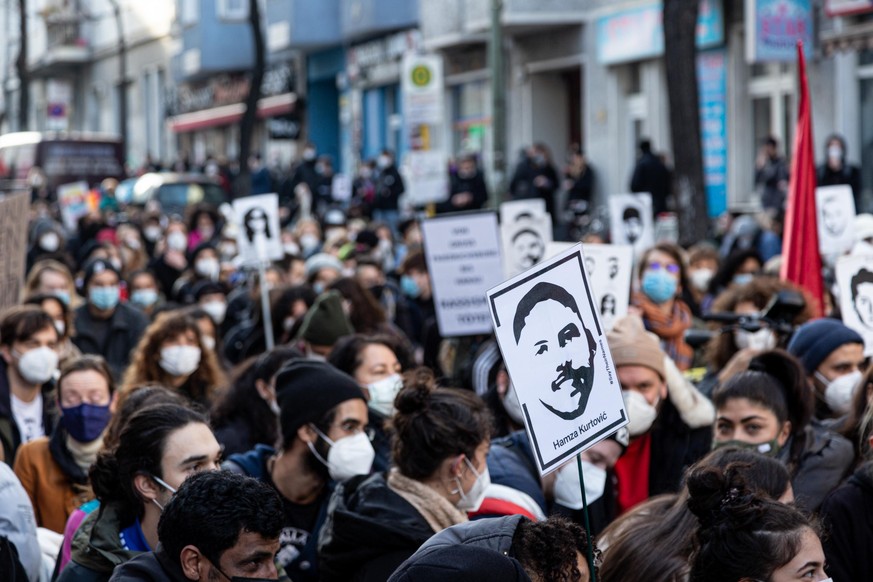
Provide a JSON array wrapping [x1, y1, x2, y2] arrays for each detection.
[[0, 131, 124, 196]]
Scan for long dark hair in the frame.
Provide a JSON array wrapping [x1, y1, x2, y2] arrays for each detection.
[[211, 347, 302, 447], [90, 404, 209, 524], [329, 277, 387, 334]]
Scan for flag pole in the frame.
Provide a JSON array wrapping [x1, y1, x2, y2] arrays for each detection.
[[576, 454, 597, 582]]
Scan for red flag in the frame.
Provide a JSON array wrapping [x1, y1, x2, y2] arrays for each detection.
[[780, 41, 823, 317]]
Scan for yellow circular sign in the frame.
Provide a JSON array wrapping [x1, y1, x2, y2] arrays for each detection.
[[411, 65, 432, 87]]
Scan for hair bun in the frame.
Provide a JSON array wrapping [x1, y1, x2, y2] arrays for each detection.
[[89, 450, 122, 501], [686, 464, 760, 531], [393, 368, 435, 416]]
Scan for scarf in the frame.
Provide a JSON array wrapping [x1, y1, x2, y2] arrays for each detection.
[[634, 293, 694, 371], [48, 426, 89, 484], [387, 469, 468, 533], [67, 434, 103, 474]]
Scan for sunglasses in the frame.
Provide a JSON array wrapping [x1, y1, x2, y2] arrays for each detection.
[[647, 261, 681, 274]]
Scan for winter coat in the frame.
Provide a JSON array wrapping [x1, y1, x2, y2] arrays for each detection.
[[57, 501, 146, 582], [108, 546, 188, 582], [374, 166, 406, 211], [72, 303, 148, 381], [630, 152, 672, 216], [13, 426, 93, 533], [648, 397, 713, 496], [0, 358, 58, 465], [0, 463, 42, 582], [819, 461, 873, 582], [778, 423, 854, 512], [509, 159, 559, 215], [317, 472, 437, 582], [388, 515, 533, 582], [487, 431, 546, 514], [437, 171, 488, 213]]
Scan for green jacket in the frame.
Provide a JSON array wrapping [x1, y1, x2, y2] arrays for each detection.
[[57, 501, 144, 582]]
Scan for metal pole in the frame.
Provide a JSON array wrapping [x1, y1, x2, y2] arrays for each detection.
[[488, 0, 506, 209], [110, 0, 128, 164]]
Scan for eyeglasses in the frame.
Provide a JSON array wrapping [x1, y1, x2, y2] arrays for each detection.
[[647, 261, 681, 274]]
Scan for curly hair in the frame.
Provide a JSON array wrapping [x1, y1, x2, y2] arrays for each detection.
[[512, 516, 601, 582], [121, 310, 225, 403]]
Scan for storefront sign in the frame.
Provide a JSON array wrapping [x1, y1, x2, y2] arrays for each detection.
[[267, 114, 301, 140], [346, 30, 421, 84], [698, 49, 728, 217], [596, 0, 724, 65], [421, 212, 503, 337], [746, 0, 813, 62], [826, 0, 873, 16], [166, 62, 297, 117]]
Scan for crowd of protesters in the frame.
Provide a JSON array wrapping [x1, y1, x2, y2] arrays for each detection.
[[0, 137, 868, 582]]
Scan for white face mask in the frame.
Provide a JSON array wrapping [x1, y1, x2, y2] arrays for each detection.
[[300, 234, 320, 251], [144, 225, 163, 242], [14, 346, 59, 385], [201, 335, 216, 352], [307, 426, 375, 482], [553, 459, 608, 509], [39, 232, 60, 252], [367, 374, 403, 417], [454, 457, 490, 512], [167, 231, 188, 252], [151, 475, 177, 511], [195, 258, 220, 280], [816, 370, 862, 415], [54, 320, 66, 338], [502, 380, 525, 426], [159, 345, 202, 377], [828, 145, 843, 161], [623, 390, 658, 437], [689, 268, 714, 292], [201, 300, 227, 324], [734, 328, 777, 351]]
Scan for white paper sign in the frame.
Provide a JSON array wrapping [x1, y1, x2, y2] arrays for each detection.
[[501, 215, 554, 279], [500, 199, 548, 224], [402, 53, 445, 126], [404, 150, 449, 206], [332, 174, 352, 202], [547, 243, 634, 332], [232, 193, 283, 264], [817, 185, 856, 264], [610, 193, 654, 256], [421, 212, 503, 336], [57, 181, 91, 232], [487, 244, 629, 476], [836, 254, 873, 356]]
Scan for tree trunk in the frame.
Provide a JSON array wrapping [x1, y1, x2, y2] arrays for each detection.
[[234, 0, 265, 200], [663, 0, 708, 245], [16, 0, 29, 130]]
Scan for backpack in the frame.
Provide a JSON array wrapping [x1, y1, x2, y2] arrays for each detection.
[[0, 535, 29, 582]]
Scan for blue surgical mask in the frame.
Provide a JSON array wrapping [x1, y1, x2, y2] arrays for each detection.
[[53, 290, 71, 306], [89, 286, 120, 310], [641, 269, 677, 304], [61, 403, 111, 443], [732, 273, 754, 286], [400, 275, 421, 299], [130, 288, 159, 308]]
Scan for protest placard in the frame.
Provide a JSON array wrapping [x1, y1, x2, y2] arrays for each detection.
[[421, 212, 503, 336], [609, 193, 654, 256], [232, 193, 284, 264], [500, 199, 548, 224], [816, 185, 856, 264], [837, 254, 873, 356], [501, 215, 553, 279], [487, 243, 629, 475], [57, 181, 91, 231]]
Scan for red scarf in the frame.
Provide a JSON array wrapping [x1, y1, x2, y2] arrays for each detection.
[[614, 433, 652, 514]]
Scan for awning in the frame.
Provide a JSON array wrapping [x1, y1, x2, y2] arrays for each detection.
[[821, 21, 873, 55], [168, 93, 297, 133]]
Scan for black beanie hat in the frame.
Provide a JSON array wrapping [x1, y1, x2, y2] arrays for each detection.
[[295, 290, 354, 347], [82, 258, 121, 289], [275, 360, 365, 445]]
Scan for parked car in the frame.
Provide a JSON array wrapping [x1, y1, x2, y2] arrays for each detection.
[[119, 172, 227, 214]]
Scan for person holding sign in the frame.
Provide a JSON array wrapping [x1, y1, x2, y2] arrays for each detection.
[[608, 315, 713, 513]]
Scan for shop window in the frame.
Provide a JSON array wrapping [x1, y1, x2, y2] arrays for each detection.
[[451, 81, 488, 155], [218, 0, 248, 21]]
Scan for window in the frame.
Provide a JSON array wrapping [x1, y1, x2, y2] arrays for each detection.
[[218, 0, 248, 21], [180, 0, 198, 26]]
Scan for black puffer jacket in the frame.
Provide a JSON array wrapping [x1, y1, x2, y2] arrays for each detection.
[[317, 472, 435, 582], [389, 515, 532, 582], [777, 423, 853, 511], [820, 461, 873, 582]]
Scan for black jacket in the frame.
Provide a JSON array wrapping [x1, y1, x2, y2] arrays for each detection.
[[388, 516, 532, 582], [509, 159, 559, 215], [108, 546, 188, 582], [72, 303, 148, 381], [649, 397, 713, 496], [820, 461, 873, 582], [630, 152, 672, 216], [777, 423, 854, 512], [437, 172, 488, 213], [374, 166, 405, 211], [0, 358, 58, 464], [817, 162, 863, 212], [317, 473, 435, 582]]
